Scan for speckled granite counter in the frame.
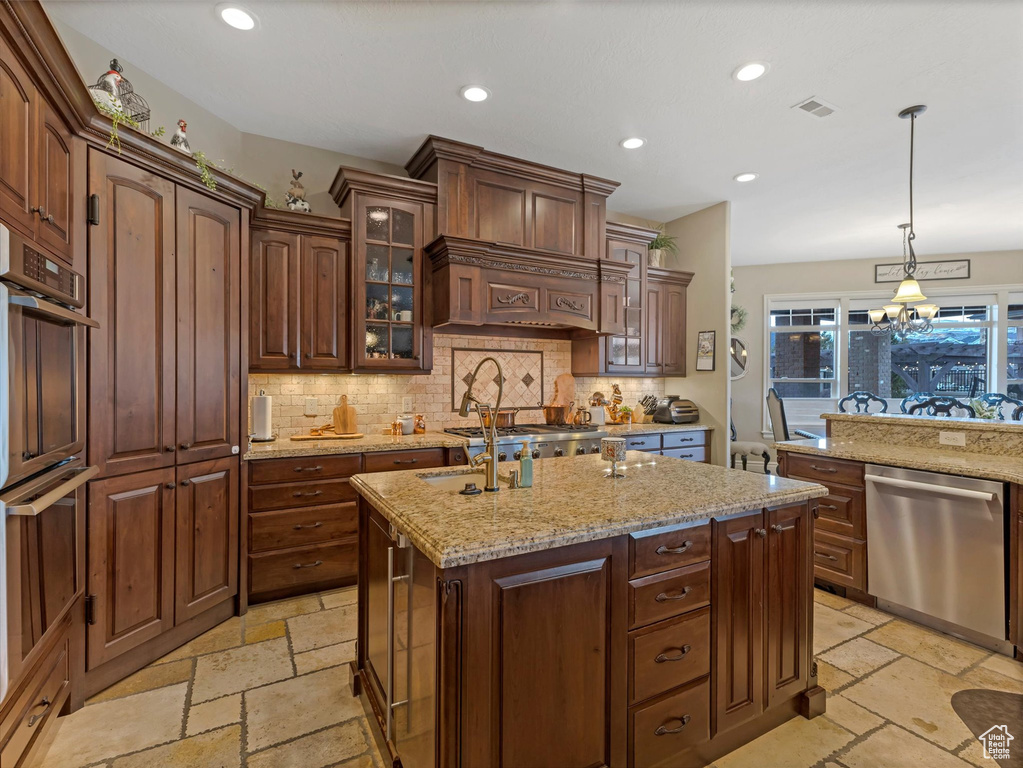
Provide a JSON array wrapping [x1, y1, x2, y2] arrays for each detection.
[[603, 422, 713, 436], [775, 438, 1023, 484], [350, 452, 827, 568], [244, 432, 468, 461]]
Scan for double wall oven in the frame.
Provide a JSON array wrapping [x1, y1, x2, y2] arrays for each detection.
[[1, 224, 97, 702]]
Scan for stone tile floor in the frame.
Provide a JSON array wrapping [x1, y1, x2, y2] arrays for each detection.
[[30, 586, 1023, 768]]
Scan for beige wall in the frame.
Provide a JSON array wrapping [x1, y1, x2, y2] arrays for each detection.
[[51, 18, 405, 215], [731, 249, 1023, 443], [663, 202, 732, 465]]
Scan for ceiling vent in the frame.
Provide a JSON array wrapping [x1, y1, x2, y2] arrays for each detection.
[[793, 97, 837, 118]]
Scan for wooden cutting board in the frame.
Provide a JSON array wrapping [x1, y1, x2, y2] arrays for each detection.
[[332, 395, 359, 435], [551, 373, 576, 407], [290, 432, 365, 441]]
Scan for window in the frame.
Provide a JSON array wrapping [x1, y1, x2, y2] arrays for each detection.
[[768, 305, 837, 398], [1009, 303, 1023, 400]]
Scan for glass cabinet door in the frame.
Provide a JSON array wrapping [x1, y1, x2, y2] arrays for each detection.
[[357, 199, 423, 369], [605, 241, 645, 372]]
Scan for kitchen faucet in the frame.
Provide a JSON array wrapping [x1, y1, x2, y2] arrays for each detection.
[[458, 357, 504, 492]]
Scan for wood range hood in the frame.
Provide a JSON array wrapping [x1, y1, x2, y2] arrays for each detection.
[[405, 136, 630, 337]]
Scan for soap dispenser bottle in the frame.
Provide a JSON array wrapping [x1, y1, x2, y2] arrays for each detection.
[[518, 441, 533, 487]]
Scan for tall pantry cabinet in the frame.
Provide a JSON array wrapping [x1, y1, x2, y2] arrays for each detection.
[[85, 150, 242, 693]]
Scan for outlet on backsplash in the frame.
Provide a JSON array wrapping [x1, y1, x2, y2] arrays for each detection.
[[939, 431, 966, 447], [304, 397, 318, 417], [402, 396, 414, 413]]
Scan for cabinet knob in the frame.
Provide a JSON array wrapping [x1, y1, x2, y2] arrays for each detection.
[[165, 445, 176, 452], [756, 528, 767, 538], [180, 443, 191, 450], [180, 479, 191, 486], [165, 483, 175, 489], [304, 353, 311, 359], [770, 524, 784, 533]]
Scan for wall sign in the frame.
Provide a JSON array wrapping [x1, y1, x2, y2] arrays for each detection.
[[875, 259, 971, 283]]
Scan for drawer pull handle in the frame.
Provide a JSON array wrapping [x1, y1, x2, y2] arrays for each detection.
[[655, 541, 692, 556], [632, 440, 646, 445], [814, 551, 838, 561], [655, 714, 691, 736], [293, 522, 323, 530], [293, 490, 323, 498], [293, 560, 323, 569], [810, 465, 837, 473], [293, 465, 324, 472], [655, 586, 691, 602], [820, 503, 838, 510], [676, 437, 694, 443], [27, 697, 51, 728], [678, 453, 693, 459], [655, 644, 692, 663], [393, 458, 418, 465]]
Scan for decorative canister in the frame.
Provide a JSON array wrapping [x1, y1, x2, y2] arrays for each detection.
[[413, 414, 426, 434], [601, 437, 627, 479]]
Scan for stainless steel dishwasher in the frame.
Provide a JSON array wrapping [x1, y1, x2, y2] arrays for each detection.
[[865, 464, 1009, 654]]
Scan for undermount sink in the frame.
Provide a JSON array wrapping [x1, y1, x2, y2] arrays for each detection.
[[418, 471, 510, 492]]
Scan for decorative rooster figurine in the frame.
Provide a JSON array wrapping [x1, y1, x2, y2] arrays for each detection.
[[170, 119, 191, 154], [89, 60, 123, 112]]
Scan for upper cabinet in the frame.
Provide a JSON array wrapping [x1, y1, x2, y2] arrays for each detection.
[[248, 209, 349, 372], [0, 36, 75, 263], [332, 169, 436, 373]]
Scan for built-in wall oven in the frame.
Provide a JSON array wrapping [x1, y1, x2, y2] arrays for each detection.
[[0, 223, 98, 702]]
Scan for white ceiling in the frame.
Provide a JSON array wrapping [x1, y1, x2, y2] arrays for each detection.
[[45, 1, 1023, 266]]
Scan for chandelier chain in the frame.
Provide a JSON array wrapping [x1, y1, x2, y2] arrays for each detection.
[[906, 112, 917, 276]]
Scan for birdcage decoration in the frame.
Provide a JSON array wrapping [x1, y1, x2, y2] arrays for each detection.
[[94, 59, 150, 132]]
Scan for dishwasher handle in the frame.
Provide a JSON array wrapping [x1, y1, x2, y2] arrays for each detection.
[[865, 474, 995, 502]]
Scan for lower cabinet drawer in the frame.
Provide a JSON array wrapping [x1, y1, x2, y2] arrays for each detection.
[[813, 530, 866, 591], [248, 454, 362, 485], [629, 561, 711, 630], [661, 431, 707, 450], [661, 447, 706, 463], [625, 435, 662, 452], [786, 453, 863, 488], [249, 502, 357, 553], [249, 478, 356, 512], [248, 539, 357, 596], [631, 677, 711, 768], [630, 607, 711, 704], [0, 630, 71, 767], [630, 524, 711, 579], [811, 483, 865, 539], [363, 448, 446, 473]]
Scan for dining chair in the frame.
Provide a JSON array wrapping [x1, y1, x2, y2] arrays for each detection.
[[976, 393, 1023, 420], [730, 414, 771, 473], [766, 388, 823, 441], [1012, 404, 1023, 422], [900, 392, 935, 413], [907, 396, 977, 418], [838, 391, 888, 414]]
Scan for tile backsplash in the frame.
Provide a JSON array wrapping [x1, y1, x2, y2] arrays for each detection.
[[248, 334, 666, 438]]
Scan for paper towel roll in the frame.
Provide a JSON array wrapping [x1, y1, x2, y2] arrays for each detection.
[[252, 395, 273, 440]]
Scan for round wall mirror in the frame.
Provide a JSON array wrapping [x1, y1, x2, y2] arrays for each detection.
[[730, 337, 749, 380]]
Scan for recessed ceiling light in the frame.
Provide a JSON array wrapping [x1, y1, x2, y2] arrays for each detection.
[[620, 137, 645, 149], [734, 172, 759, 183], [733, 62, 768, 82], [217, 4, 257, 30], [460, 85, 490, 102]]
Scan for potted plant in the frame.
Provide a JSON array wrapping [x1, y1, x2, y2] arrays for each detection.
[[618, 405, 633, 425], [648, 229, 678, 268]]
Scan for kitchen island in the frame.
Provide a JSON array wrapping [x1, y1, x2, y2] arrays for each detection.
[[349, 453, 829, 768]]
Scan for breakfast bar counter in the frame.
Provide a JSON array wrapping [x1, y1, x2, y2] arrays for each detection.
[[350, 455, 829, 768]]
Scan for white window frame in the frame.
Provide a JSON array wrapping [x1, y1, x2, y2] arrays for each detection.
[[766, 300, 840, 402]]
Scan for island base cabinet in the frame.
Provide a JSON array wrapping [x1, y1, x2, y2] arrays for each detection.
[[355, 500, 822, 768]]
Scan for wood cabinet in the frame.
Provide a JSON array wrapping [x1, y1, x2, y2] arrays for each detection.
[[332, 169, 436, 373], [649, 269, 690, 377], [0, 37, 75, 263], [248, 210, 350, 372], [1011, 484, 1022, 652]]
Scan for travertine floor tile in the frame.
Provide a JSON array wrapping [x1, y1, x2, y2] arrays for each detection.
[[823, 693, 885, 735], [814, 589, 855, 611], [191, 637, 293, 703], [842, 603, 893, 627], [839, 724, 974, 768], [244, 665, 364, 752], [155, 617, 243, 663], [35, 684, 187, 767], [713, 713, 854, 768], [978, 653, 1023, 684], [245, 594, 322, 625], [321, 586, 358, 610], [294, 640, 356, 675], [288, 604, 357, 653], [247, 720, 369, 768], [244, 619, 286, 644], [111, 724, 241, 768], [819, 637, 900, 678], [186, 693, 242, 736], [87, 659, 192, 705], [843, 657, 977, 749], [814, 604, 872, 654], [817, 660, 855, 692], [863, 619, 989, 674], [961, 666, 1023, 694], [957, 735, 995, 768]]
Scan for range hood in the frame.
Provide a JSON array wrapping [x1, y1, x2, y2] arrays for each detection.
[[426, 235, 632, 335]]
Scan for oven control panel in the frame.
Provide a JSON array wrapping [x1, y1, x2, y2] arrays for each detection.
[[18, 243, 82, 306]]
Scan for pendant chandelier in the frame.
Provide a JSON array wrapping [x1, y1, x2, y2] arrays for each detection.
[[870, 105, 938, 340]]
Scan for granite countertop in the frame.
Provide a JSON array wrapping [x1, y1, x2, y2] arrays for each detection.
[[774, 438, 1023, 484], [603, 422, 713, 436], [350, 452, 827, 568], [824, 412, 1023, 433], [244, 432, 468, 461]]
